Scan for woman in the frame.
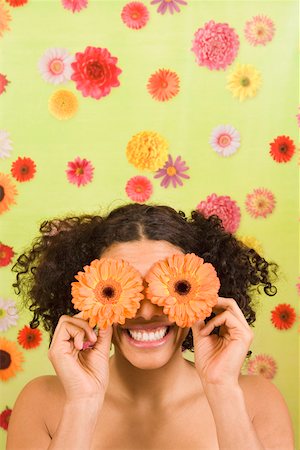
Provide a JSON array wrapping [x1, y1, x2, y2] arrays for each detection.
[[7, 203, 294, 450]]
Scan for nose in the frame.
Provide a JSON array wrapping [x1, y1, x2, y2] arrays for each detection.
[[134, 297, 165, 321]]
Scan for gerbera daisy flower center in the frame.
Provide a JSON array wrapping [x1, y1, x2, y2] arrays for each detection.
[[75, 167, 84, 175], [166, 166, 177, 176], [0, 251, 5, 259], [49, 59, 64, 75], [20, 165, 29, 174], [86, 61, 104, 80], [256, 26, 265, 36], [0, 186, 4, 201], [131, 12, 140, 19], [0, 350, 11, 369], [217, 134, 232, 147], [279, 144, 287, 153], [93, 280, 121, 304], [241, 77, 250, 87], [174, 280, 191, 295]]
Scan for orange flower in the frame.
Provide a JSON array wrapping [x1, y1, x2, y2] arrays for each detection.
[[0, 337, 24, 381], [17, 325, 43, 349], [145, 253, 220, 327], [0, 173, 17, 215], [71, 258, 145, 329]]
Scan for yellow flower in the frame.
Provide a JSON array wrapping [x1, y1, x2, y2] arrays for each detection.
[[227, 64, 262, 101], [126, 131, 169, 171], [0, 337, 24, 381], [238, 235, 264, 256], [71, 258, 144, 329], [48, 89, 79, 120], [145, 253, 220, 328]]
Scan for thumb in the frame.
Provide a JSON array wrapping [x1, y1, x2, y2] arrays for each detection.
[[191, 320, 206, 340], [93, 324, 113, 355]]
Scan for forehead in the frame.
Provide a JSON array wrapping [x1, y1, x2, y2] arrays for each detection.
[[101, 239, 184, 277]]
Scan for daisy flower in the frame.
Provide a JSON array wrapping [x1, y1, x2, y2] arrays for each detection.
[[17, 325, 43, 349], [269, 135, 295, 163], [66, 156, 94, 187], [121, 2, 150, 29], [0, 407, 12, 431], [48, 89, 79, 120], [271, 304, 296, 330], [151, 0, 187, 15], [197, 193, 241, 233], [0, 243, 14, 267], [145, 253, 220, 328], [126, 130, 169, 171], [61, 0, 88, 12], [11, 157, 36, 182], [247, 353, 277, 379], [237, 235, 263, 256], [0, 173, 17, 215], [5, 0, 27, 6], [0, 2, 11, 38], [244, 15, 275, 46], [0, 73, 9, 95], [192, 21, 239, 70], [154, 154, 190, 188], [0, 337, 24, 381], [0, 130, 13, 159], [245, 188, 275, 219], [227, 64, 262, 101], [147, 68, 180, 102], [125, 176, 153, 202], [71, 258, 145, 329], [0, 298, 18, 332], [38, 48, 75, 85], [209, 124, 240, 157], [71, 46, 122, 100]]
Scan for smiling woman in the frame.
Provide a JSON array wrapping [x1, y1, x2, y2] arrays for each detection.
[[7, 203, 294, 450]]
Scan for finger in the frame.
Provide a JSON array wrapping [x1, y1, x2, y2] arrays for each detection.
[[51, 314, 97, 348], [199, 310, 254, 342], [212, 297, 249, 329]]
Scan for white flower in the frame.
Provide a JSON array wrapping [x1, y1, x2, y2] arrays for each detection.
[[0, 130, 13, 159], [38, 48, 75, 85], [209, 124, 241, 157], [0, 298, 19, 331]]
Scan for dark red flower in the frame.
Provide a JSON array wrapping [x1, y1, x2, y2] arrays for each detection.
[[0, 407, 12, 430], [5, 0, 28, 6], [17, 325, 42, 349], [269, 135, 295, 163], [0, 243, 14, 267], [11, 157, 36, 182], [0, 73, 9, 95], [271, 303, 296, 330]]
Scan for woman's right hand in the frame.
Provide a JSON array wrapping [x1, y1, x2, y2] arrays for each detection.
[[48, 312, 113, 402]]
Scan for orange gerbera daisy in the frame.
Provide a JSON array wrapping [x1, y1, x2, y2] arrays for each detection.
[[145, 253, 220, 327], [0, 337, 24, 381], [0, 173, 17, 214], [0, 2, 11, 38], [71, 258, 145, 329]]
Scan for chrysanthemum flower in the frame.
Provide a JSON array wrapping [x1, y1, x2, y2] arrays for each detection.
[[0, 298, 18, 332], [271, 304, 296, 330], [11, 157, 36, 182], [0, 130, 13, 159], [61, 0, 88, 12], [17, 325, 43, 349], [125, 176, 153, 202], [126, 130, 169, 171], [209, 125, 240, 157], [0, 407, 12, 431], [5, 0, 28, 6], [244, 15, 275, 46], [71, 258, 145, 329], [237, 235, 263, 256], [245, 188, 275, 219], [191, 21, 239, 70], [151, 0, 187, 15], [0, 2, 11, 38], [0, 243, 14, 267], [71, 46, 122, 100], [154, 154, 190, 188], [227, 64, 262, 101], [197, 193, 241, 233], [0, 173, 17, 215], [38, 48, 75, 85], [66, 156, 94, 187], [147, 69, 180, 102], [0, 73, 9, 95], [145, 253, 220, 328], [247, 353, 277, 379], [48, 89, 79, 120], [269, 135, 295, 163], [121, 2, 149, 29], [0, 337, 24, 381]]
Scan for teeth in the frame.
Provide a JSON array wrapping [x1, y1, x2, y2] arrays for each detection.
[[128, 327, 168, 341]]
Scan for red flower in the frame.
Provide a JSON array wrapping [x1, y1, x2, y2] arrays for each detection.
[[17, 325, 42, 349], [147, 69, 180, 102], [0, 73, 9, 95], [269, 135, 295, 163], [0, 243, 14, 267], [121, 2, 150, 29], [0, 407, 12, 430], [11, 157, 36, 182], [271, 303, 296, 330], [71, 46, 122, 99], [5, 0, 28, 6]]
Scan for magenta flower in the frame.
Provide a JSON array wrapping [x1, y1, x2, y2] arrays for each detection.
[[247, 354, 277, 380], [61, 0, 88, 13], [196, 193, 241, 233], [125, 176, 153, 202], [154, 154, 189, 188], [66, 156, 94, 187], [151, 0, 187, 15]]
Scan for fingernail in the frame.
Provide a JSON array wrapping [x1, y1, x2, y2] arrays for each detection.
[[82, 341, 94, 350]]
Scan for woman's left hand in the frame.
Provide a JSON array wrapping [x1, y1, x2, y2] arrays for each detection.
[[191, 296, 254, 387]]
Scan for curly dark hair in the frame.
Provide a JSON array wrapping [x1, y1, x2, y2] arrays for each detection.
[[12, 203, 278, 357]]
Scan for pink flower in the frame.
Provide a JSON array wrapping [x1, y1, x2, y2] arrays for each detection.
[[147, 68, 180, 102], [296, 277, 300, 296], [125, 176, 153, 202], [191, 20, 239, 70], [196, 193, 241, 233], [0, 73, 9, 95], [38, 48, 75, 85], [247, 354, 277, 379], [71, 46, 122, 100], [245, 188, 275, 218], [121, 2, 150, 29], [296, 106, 300, 127], [244, 15, 275, 46], [66, 157, 94, 187], [61, 0, 88, 13], [209, 124, 240, 157], [151, 0, 187, 15], [154, 154, 189, 188]]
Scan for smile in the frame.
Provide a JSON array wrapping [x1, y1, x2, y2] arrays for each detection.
[[121, 325, 174, 348]]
